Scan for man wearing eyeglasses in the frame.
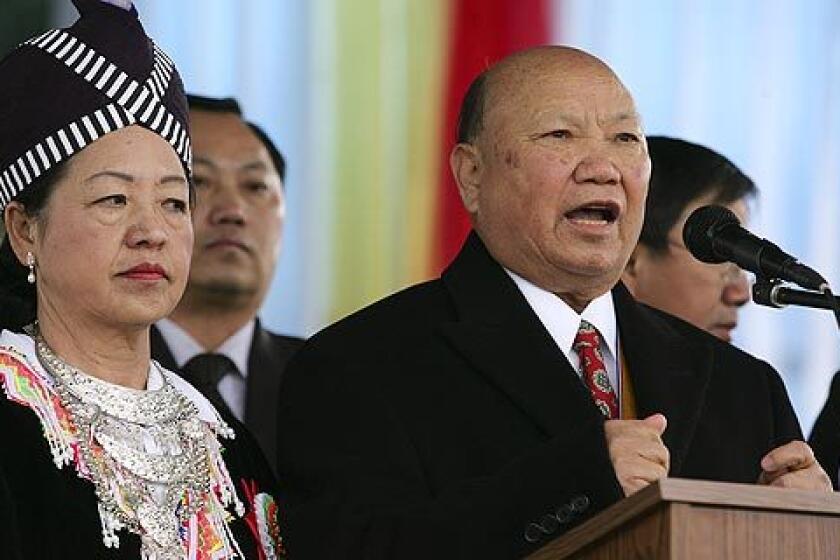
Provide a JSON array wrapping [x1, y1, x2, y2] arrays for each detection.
[[622, 136, 753, 343]]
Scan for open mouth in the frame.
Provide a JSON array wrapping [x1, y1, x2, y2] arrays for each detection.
[[565, 202, 620, 225]]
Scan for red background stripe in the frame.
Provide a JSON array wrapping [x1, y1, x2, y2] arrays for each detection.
[[434, 0, 551, 272]]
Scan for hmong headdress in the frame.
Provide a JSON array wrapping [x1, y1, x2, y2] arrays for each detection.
[[0, 0, 191, 210]]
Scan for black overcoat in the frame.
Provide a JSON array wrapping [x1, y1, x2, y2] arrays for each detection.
[[277, 232, 802, 559]]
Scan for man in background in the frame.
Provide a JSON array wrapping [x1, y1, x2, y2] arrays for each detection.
[[622, 136, 754, 342], [810, 369, 840, 489], [153, 95, 303, 473]]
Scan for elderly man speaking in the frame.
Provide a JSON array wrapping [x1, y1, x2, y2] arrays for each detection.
[[276, 47, 829, 559]]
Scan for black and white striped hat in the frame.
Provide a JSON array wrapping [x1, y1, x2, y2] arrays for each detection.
[[0, 0, 191, 210]]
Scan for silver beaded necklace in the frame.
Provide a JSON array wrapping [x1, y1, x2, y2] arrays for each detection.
[[28, 324, 239, 559]]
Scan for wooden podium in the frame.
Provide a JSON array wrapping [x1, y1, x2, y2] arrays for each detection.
[[528, 478, 840, 559]]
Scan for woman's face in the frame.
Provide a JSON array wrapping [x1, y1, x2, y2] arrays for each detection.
[[32, 125, 192, 330]]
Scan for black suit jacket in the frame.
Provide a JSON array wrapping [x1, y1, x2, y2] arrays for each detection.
[[808, 369, 840, 489], [277, 232, 801, 559], [151, 319, 303, 474]]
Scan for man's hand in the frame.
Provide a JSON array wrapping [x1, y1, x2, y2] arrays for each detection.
[[604, 413, 670, 496], [757, 441, 832, 491]]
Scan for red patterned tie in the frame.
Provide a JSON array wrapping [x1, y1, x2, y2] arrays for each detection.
[[573, 320, 618, 419]]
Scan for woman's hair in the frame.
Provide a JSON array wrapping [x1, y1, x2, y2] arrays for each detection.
[[0, 161, 67, 331]]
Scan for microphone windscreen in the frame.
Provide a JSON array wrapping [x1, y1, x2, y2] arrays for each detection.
[[682, 205, 740, 264]]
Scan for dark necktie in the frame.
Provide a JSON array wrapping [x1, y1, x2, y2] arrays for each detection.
[[181, 353, 236, 417], [573, 320, 619, 419]]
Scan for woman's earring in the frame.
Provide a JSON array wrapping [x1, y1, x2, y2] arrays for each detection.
[[26, 252, 36, 284]]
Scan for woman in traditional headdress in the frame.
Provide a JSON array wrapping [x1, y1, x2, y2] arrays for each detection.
[[0, 1, 284, 558]]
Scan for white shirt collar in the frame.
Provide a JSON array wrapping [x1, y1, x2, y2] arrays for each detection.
[[155, 318, 255, 378], [504, 269, 619, 367]]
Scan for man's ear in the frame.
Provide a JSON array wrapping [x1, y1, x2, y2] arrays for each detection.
[[449, 143, 482, 214], [3, 202, 39, 266]]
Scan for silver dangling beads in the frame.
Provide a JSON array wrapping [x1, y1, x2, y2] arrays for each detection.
[[26, 251, 36, 284]]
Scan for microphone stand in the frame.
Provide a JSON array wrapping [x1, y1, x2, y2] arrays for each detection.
[[753, 277, 840, 331], [753, 279, 839, 310]]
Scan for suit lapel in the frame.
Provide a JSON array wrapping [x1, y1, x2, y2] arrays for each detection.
[[440, 233, 606, 438], [245, 321, 284, 436], [613, 284, 714, 475], [149, 324, 178, 371], [439, 234, 715, 474]]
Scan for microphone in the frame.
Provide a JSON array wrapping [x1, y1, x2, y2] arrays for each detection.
[[682, 205, 826, 291]]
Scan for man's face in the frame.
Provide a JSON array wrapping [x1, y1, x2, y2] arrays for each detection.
[[187, 110, 285, 305], [624, 196, 751, 342], [456, 51, 651, 306]]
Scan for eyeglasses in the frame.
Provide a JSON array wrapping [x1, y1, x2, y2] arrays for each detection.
[[666, 239, 749, 285]]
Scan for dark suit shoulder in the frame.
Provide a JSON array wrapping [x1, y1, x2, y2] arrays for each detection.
[[281, 279, 455, 407], [809, 369, 840, 488], [259, 327, 305, 351], [637, 299, 780, 378]]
